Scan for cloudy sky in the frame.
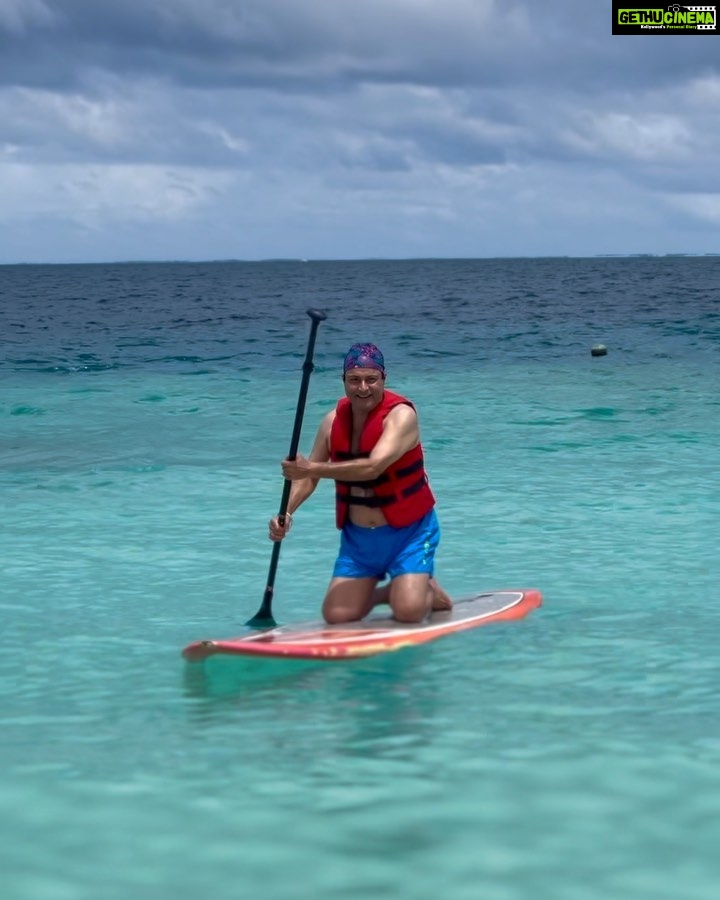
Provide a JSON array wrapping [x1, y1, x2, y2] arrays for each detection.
[[1, 0, 719, 263]]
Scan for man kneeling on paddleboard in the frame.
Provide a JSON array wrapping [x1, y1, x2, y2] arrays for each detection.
[[268, 342, 452, 625]]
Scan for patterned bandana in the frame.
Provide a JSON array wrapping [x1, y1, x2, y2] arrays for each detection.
[[342, 343, 385, 374]]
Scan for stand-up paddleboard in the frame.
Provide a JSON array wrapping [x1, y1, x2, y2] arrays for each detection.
[[182, 589, 542, 662]]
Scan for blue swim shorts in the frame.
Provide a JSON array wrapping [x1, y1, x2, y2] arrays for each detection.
[[332, 509, 440, 580]]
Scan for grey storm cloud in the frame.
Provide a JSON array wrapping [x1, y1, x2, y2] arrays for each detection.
[[1, 0, 717, 93], [1, 0, 719, 262], [2, 0, 717, 162]]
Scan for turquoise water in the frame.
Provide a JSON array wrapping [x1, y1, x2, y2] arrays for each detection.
[[2, 258, 719, 899]]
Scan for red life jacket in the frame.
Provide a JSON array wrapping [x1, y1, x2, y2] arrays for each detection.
[[330, 389, 435, 529]]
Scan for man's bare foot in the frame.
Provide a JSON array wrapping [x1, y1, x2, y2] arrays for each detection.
[[429, 578, 453, 611]]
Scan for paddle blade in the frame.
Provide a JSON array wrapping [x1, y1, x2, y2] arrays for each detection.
[[245, 611, 278, 629], [246, 581, 278, 629]]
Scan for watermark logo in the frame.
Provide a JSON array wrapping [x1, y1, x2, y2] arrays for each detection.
[[612, 2, 719, 33]]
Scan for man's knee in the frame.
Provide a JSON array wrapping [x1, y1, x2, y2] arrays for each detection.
[[390, 598, 427, 623], [322, 578, 376, 624], [389, 576, 431, 622]]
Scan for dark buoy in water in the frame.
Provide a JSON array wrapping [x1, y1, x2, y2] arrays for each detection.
[[591, 344, 608, 357]]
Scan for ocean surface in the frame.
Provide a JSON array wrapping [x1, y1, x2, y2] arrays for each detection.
[[1, 257, 719, 900]]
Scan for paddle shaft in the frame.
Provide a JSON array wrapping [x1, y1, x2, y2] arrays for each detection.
[[247, 308, 327, 626]]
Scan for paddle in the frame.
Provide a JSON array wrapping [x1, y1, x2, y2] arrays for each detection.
[[246, 308, 327, 628]]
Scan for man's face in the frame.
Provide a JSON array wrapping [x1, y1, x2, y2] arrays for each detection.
[[343, 367, 385, 410]]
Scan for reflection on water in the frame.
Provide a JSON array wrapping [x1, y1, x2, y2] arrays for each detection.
[[182, 648, 441, 765]]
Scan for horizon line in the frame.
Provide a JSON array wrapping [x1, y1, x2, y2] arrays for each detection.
[[2, 252, 719, 267]]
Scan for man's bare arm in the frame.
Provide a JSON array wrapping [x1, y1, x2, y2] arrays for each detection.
[[268, 412, 334, 541], [282, 405, 419, 483], [284, 410, 333, 512]]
